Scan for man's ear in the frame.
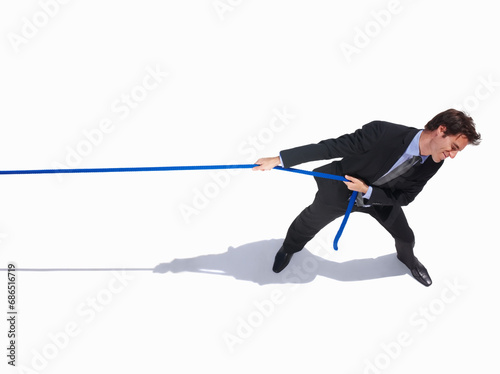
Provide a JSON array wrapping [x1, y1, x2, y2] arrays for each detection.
[[438, 124, 447, 136]]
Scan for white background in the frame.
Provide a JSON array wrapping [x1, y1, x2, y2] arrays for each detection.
[[0, 1, 498, 373]]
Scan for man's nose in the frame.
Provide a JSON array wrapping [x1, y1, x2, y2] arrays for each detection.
[[449, 150, 458, 159]]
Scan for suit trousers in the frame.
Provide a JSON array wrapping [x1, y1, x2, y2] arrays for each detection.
[[282, 166, 418, 268]]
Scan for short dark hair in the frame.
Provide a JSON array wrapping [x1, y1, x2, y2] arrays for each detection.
[[425, 109, 481, 145]]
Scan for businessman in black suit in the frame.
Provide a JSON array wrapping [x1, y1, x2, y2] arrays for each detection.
[[253, 109, 481, 287]]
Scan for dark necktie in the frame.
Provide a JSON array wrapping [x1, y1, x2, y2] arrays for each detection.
[[373, 155, 422, 186]]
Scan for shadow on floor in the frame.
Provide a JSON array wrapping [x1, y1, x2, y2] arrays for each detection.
[[153, 238, 410, 285]]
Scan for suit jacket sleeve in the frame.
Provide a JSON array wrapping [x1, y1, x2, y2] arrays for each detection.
[[367, 159, 442, 207], [368, 176, 429, 207], [280, 121, 386, 168]]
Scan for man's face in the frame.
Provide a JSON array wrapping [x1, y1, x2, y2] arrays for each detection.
[[429, 125, 469, 162]]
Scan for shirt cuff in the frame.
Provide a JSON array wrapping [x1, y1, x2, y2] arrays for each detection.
[[363, 186, 373, 200]]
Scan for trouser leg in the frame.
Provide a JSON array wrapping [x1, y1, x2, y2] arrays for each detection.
[[282, 191, 347, 254], [361, 206, 417, 268]]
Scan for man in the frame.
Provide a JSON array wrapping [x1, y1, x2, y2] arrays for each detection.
[[253, 109, 481, 287]]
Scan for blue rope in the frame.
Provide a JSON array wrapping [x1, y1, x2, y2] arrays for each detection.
[[0, 163, 357, 250], [0, 164, 257, 175], [334, 191, 358, 251]]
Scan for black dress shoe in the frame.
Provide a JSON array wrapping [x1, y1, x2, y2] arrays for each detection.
[[410, 259, 432, 287], [272, 246, 294, 273]]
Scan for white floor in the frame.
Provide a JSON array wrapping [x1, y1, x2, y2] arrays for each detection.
[[1, 1, 499, 373]]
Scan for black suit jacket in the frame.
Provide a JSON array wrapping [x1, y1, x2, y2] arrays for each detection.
[[280, 121, 443, 208]]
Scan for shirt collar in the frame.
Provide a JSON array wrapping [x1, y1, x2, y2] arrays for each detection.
[[407, 130, 428, 163]]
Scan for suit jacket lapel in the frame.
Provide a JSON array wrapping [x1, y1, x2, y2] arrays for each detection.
[[371, 128, 420, 182]]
